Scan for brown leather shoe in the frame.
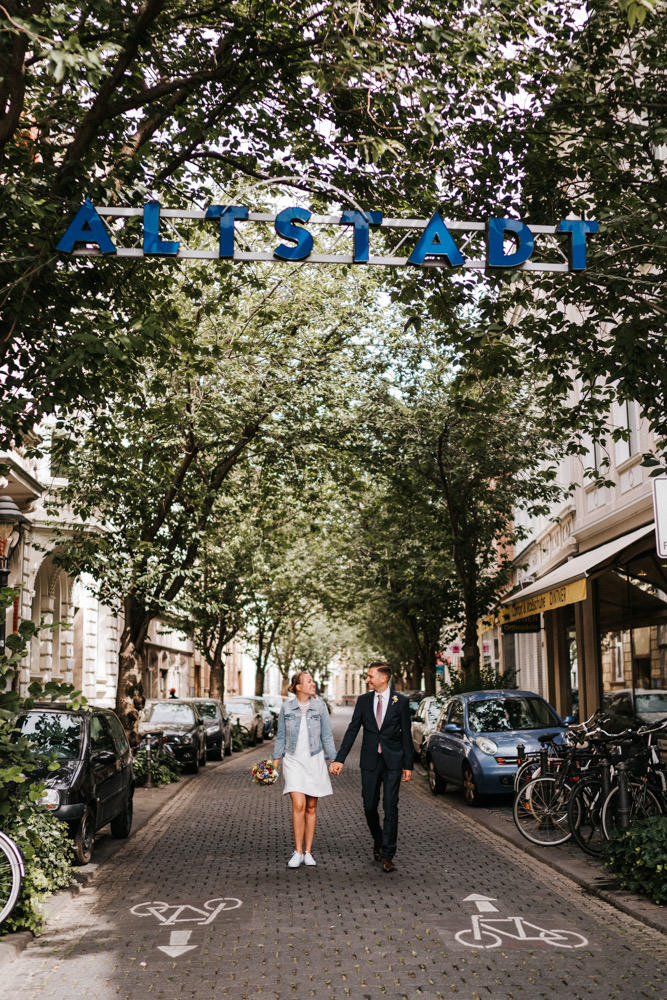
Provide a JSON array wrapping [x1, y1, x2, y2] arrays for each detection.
[[373, 844, 382, 862], [381, 857, 395, 873]]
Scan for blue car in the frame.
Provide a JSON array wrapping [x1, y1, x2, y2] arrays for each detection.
[[424, 689, 567, 806]]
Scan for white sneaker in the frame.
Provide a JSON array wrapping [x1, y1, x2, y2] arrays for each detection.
[[303, 852, 316, 866], [287, 851, 303, 868]]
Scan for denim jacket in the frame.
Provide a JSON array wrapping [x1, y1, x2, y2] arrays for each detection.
[[273, 696, 337, 760]]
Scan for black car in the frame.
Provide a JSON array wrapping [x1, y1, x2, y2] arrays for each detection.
[[139, 699, 207, 772], [15, 705, 135, 865], [190, 697, 233, 760]]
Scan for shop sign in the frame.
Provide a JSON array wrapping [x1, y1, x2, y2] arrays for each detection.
[[56, 199, 598, 273], [501, 578, 587, 623], [653, 476, 667, 558]]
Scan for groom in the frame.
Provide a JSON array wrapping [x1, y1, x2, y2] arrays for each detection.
[[329, 661, 413, 872]]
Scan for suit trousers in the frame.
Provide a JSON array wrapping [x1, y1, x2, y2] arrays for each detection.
[[361, 756, 403, 859]]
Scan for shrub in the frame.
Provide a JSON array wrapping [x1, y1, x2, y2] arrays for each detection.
[[132, 748, 181, 786], [2, 794, 74, 935], [602, 815, 667, 905]]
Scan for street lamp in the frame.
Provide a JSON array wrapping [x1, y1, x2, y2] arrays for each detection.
[[0, 493, 29, 653]]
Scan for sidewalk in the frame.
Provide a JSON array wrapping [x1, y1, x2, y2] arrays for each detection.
[[410, 764, 667, 937]]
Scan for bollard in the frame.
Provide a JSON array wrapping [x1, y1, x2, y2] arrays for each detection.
[[615, 760, 630, 832], [145, 739, 154, 788]]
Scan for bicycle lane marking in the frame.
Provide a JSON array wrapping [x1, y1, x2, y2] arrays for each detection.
[[451, 895, 589, 950], [129, 896, 243, 958]]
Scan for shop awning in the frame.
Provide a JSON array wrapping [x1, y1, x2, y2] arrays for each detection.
[[501, 524, 655, 624]]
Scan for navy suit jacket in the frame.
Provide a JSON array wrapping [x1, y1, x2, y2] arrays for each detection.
[[335, 690, 414, 772]]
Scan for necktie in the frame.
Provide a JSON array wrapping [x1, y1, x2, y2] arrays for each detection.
[[376, 694, 383, 752]]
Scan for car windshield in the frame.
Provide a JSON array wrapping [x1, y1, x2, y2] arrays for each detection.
[[143, 703, 195, 724], [228, 700, 254, 713], [17, 712, 83, 759], [635, 693, 667, 715], [467, 697, 561, 733], [196, 702, 217, 719]]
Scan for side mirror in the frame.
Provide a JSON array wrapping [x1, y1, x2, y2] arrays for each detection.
[[444, 723, 463, 735], [563, 714, 576, 725]]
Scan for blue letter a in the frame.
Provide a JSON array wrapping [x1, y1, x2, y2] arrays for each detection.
[[407, 213, 464, 267], [56, 199, 116, 254]]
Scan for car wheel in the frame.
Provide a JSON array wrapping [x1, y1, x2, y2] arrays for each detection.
[[211, 740, 223, 761], [73, 808, 95, 864], [462, 764, 480, 806], [224, 735, 232, 757], [110, 794, 134, 839], [188, 750, 199, 773], [428, 758, 447, 795], [200, 743, 207, 766]]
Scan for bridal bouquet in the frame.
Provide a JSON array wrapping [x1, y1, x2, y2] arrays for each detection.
[[251, 759, 279, 785]]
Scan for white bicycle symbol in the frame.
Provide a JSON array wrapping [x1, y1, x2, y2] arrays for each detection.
[[455, 914, 588, 949], [130, 897, 242, 926]]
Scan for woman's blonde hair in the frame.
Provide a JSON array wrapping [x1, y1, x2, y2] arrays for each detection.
[[288, 671, 309, 694]]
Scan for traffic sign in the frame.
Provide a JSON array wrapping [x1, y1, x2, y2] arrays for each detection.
[[652, 476, 667, 558]]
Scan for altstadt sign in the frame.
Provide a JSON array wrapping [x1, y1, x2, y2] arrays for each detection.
[[57, 199, 598, 273]]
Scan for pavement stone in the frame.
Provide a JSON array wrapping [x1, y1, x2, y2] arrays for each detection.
[[0, 707, 665, 1000]]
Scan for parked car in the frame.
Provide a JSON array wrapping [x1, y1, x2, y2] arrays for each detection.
[[226, 696, 265, 744], [256, 696, 279, 738], [411, 696, 446, 764], [139, 699, 207, 772], [14, 704, 135, 864], [403, 690, 426, 717], [189, 697, 233, 759], [602, 688, 667, 729], [424, 689, 567, 806]]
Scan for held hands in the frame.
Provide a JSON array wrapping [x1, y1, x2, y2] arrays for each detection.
[[329, 761, 343, 775], [402, 769, 412, 782]]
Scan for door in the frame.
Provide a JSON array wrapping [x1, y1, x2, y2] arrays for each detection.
[[438, 699, 466, 783], [89, 713, 120, 827]]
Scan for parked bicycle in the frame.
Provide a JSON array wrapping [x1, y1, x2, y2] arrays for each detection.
[[0, 830, 24, 926]]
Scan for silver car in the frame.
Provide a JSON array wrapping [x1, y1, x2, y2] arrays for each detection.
[[226, 696, 265, 745], [411, 696, 446, 764]]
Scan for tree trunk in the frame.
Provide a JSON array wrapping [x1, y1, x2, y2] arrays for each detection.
[[116, 632, 146, 747], [208, 652, 225, 700], [462, 615, 480, 682]]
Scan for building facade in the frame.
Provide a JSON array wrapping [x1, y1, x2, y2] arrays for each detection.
[[481, 395, 667, 723]]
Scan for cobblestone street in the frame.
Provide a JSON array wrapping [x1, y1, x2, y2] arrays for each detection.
[[2, 708, 665, 1000]]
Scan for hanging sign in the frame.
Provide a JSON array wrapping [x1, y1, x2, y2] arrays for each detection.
[[56, 200, 598, 273]]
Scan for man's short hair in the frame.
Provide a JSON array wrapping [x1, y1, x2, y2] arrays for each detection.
[[368, 660, 391, 678]]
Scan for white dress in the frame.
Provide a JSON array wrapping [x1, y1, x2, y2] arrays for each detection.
[[282, 705, 333, 798]]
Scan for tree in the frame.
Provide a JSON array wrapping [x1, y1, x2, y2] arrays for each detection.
[[1, 1, 586, 446], [486, 2, 666, 465], [47, 260, 376, 733]]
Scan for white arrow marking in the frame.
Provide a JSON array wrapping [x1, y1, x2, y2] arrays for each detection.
[[463, 893, 499, 913], [157, 929, 197, 957]]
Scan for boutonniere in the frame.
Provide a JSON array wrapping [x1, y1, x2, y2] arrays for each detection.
[[392, 695, 398, 704]]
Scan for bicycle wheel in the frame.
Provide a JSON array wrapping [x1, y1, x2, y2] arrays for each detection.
[[0, 836, 23, 925], [513, 776, 573, 846], [601, 781, 663, 840], [567, 777, 606, 856]]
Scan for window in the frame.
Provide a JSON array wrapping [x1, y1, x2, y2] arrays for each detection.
[[613, 636, 624, 683], [613, 400, 639, 466], [90, 714, 115, 753], [448, 700, 464, 729]]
